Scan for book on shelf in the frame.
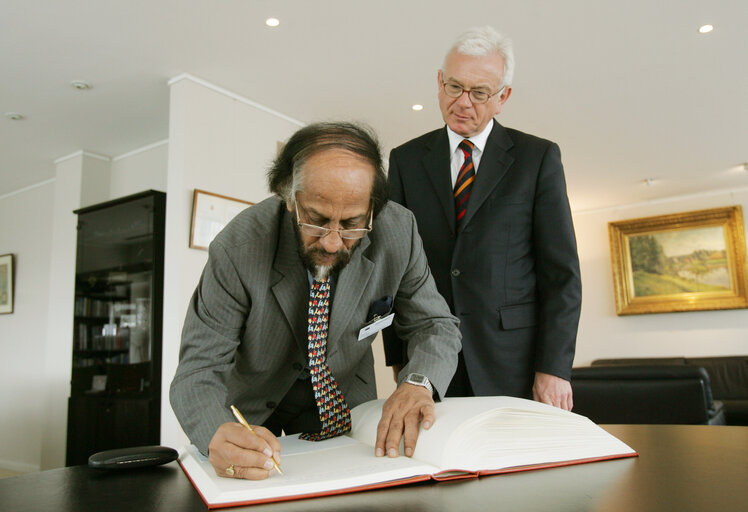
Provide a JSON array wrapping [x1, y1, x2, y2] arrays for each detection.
[[178, 396, 637, 509]]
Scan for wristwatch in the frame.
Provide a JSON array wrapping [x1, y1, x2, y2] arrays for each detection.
[[404, 373, 433, 394]]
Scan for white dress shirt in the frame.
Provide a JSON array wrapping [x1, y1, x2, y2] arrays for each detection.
[[447, 119, 494, 188]]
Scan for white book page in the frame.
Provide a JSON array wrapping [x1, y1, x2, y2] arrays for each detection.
[[179, 435, 439, 506], [349, 396, 635, 472], [349, 398, 388, 446], [181, 397, 636, 505], [441, 405, 635, 471], [350, 397, 562, 467]]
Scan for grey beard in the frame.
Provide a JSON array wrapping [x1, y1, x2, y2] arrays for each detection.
[[292, 220, 358, 279], [313, 265, 333, 281]]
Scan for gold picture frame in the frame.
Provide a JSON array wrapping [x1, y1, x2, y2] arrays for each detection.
[[609, 206, 748, 315], [190, 189, 254, 251], [0, 253, 14, 314]]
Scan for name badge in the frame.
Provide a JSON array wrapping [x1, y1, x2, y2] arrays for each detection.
[[357, 313, 395, 341]]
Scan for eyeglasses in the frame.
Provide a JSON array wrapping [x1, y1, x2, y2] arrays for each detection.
[[441, 81, 505, 104], [294, 200, 373, 240]]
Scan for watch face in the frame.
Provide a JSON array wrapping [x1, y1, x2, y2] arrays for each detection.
[[408, 374, 425, 384]]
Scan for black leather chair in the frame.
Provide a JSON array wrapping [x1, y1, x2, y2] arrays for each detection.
[[571, 365, 726, 425], [591, 356, 748, 425]]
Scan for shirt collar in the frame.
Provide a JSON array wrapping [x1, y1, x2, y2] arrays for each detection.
[[446, 119, 494, 157]]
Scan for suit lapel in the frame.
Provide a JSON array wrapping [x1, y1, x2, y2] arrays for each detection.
[[461, 121, 515, 230], [422, 129, 456, 235], [327, 236, 374, 358], [271, 209, 309, 354], [271, 209, 375, 359]]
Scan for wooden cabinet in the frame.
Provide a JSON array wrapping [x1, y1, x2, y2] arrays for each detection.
[[66, 396, 157, 465], [66, 190, 165, 466]]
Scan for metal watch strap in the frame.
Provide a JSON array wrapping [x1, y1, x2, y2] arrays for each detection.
[[405, 373, 433, 394]]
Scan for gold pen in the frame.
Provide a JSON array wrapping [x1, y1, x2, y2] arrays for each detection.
[[230, 404, 283, 474]]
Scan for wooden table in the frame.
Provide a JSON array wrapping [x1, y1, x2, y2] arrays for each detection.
[[2, 425, 746, 511]]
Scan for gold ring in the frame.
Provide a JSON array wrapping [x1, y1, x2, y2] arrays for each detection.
[[226, 464, 235, 476]]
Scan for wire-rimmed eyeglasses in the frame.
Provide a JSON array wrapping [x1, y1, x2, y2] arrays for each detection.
[[441, 81, 505, 104], [295, 200, 373, 240]]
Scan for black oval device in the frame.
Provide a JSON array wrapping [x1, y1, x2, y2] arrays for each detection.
[[88, 445, 178, 469]]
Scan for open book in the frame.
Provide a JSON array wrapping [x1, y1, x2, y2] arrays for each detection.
[[178, 396, 637, 508]]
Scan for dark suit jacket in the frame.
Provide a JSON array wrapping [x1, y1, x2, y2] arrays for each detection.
[[170, 197, 460, 453], [385, 121, 581, 397]]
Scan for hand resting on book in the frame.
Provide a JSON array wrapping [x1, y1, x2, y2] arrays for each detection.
[[205, 382, 435, 480], [177, 397, 638, 508], [375, 383, 434, 458], [532, 371, 573, 411], [207, 422, 282, 480]]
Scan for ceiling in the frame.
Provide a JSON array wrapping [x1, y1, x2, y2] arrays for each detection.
[[1, 0, 746, 211]]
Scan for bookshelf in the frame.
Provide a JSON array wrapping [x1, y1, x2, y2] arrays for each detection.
[[66, 190, 166, 466]]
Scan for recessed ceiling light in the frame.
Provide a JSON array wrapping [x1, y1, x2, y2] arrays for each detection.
[[411, 104, 423, 111], [265, 18, 280, 27], [723, 163, 748, 175], [4, 112, 25, 120], [698, 24, 714, 34], [71, 80, 92, 90]]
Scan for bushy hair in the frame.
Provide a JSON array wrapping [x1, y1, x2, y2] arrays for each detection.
[[267, 122, 388, 217]]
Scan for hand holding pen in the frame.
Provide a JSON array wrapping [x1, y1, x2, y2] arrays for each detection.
[[230, 405, 283, 474], [207, 405, 283, 479]]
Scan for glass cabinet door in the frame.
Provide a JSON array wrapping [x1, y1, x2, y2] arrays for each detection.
[[67, 190, 165, 466], [71, 192, 164, 398]]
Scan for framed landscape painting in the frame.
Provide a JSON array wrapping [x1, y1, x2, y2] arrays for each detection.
[[609, 206, 748, 315], [0, 253, 14, 314]]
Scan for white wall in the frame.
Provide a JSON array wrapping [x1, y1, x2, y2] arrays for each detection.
[[0, 142, 167, 472], [0, 182, 54, 472], [2, 73, 745, 471], [573, 188, 748, 366], [159, 76, 305, 448], [40, 152, 112, 469], [110, 140, 168, 197]]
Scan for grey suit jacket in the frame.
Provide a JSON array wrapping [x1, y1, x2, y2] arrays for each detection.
[[386, 121, 581, 397], [170, 196, 460, 453]]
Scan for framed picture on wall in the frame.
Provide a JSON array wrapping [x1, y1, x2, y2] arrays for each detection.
[[608, 206, 748, 315], [190, 189, 254, 251], [0, 253, 14, 314]]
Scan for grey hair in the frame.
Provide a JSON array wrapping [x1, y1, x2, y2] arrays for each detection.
[[267, 121, 388, 217], [444, 26, 515, 88]]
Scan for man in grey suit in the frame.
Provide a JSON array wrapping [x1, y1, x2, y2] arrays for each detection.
[[385, 27, 581, 410], [171, 122, 460, 480]]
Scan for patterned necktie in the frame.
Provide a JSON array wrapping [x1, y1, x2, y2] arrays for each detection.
[[299, 278, 352, 440], [453, 139, 475, 230]]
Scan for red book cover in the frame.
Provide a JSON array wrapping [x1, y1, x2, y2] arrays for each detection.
[[178, 397, 638, 509]]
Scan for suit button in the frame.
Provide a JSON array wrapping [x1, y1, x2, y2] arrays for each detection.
[[266, 401, 277, 409], [292, 362, 303, 371], [451, 269, 461, 277]]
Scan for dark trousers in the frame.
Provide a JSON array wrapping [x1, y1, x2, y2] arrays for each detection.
[[262, 377, 321, 436], [446, 351, 475, 397]]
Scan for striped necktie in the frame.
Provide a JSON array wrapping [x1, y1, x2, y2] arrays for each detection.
[[454, 139, 475, 230], [299, 278, 351, 440]]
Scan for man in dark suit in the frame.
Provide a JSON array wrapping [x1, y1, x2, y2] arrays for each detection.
[[385, 26, 581, 410], [171, 122, 460, 480]]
